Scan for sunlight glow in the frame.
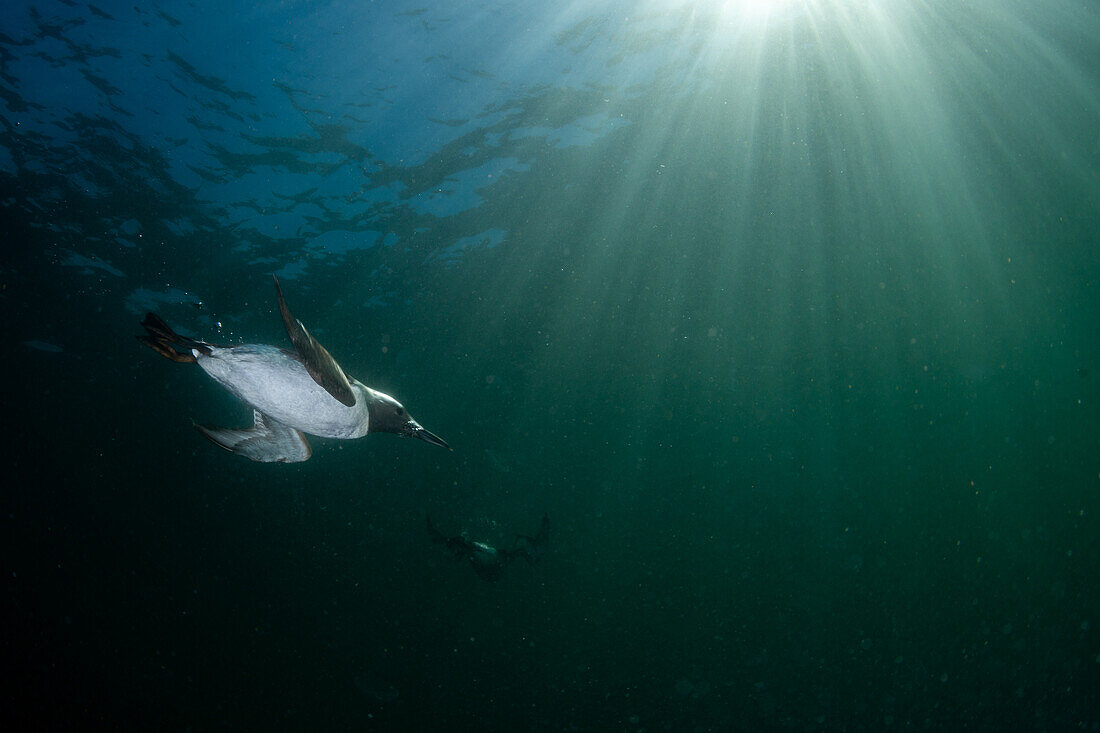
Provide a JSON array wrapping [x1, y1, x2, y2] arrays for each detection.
[[727, 0, 789, 14], [716, 0, 798, 24]]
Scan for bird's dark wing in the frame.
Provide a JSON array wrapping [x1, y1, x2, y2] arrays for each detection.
[[427, 516, 480, 560], [507, 514, 550, 565], [273, 274, 356, 407], [426, 516, 447, 545]]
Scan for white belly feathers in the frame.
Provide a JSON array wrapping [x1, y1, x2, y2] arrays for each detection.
[[197, 344, 370, 439]]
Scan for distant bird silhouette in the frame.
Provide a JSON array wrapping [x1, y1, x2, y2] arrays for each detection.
[[427, 514, 549, 581]]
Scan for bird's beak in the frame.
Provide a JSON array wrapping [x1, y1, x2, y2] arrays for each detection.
[[413, 426, 451, 450]]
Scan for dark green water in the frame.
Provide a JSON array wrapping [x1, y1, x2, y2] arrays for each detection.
[[2, 0, 1098, 729]]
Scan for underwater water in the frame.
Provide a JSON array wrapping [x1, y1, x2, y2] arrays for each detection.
[[2, 0, 1098, 729]]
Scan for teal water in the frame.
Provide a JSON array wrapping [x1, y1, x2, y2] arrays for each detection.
[[2, 0, 1098, 729]]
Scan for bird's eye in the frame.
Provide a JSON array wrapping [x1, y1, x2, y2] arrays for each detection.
[[395, 406, 405, 416]]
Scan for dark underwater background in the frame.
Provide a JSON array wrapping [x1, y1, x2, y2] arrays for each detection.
[[2, 1, 1098, 730]]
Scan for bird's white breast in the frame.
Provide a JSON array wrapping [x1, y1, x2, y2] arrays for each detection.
[[196, 344, 370, 439]]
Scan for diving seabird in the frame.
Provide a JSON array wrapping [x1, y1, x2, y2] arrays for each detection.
[[138, 275, 450, 462], [427, 514, 550, 581]]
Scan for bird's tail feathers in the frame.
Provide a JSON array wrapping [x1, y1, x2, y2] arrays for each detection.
[[137, 312, 210, 363]]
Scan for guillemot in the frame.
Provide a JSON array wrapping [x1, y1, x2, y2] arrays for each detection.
[[427, 514, 549, 581], [138, 275, 449, 462]]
